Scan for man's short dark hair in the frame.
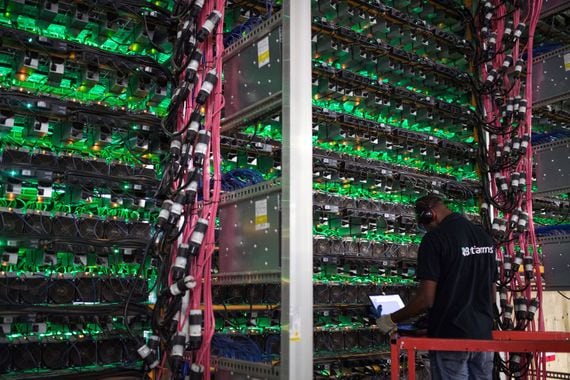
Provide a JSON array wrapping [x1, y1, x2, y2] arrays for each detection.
[[415, 194, 444, 213]]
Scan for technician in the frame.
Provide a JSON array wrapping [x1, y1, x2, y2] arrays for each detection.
[[376, 194, 497, 380]]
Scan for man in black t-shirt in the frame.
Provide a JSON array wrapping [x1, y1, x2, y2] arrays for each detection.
[[376, 195, 496, 380]]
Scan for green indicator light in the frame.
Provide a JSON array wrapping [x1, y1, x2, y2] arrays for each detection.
[[1, 10, 171, 64], [26, 73, 45, 83], [60, 79, 72, 88]]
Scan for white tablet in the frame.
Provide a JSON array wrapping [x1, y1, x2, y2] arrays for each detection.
[[368, 294, 405, 315]]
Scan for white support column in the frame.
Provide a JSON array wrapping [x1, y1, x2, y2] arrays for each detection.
[[280, 0, 313, 379]]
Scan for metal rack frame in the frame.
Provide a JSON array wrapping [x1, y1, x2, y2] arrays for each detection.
[[216, 1, 313, 378], [280, 1, 313, 379], [390, 331, 570, 380]]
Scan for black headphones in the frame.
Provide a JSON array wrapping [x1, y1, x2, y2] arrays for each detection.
[[415, 201, 437, 225]]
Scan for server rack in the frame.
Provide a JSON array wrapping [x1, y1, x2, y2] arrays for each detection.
[[214, 1, 481, 378]]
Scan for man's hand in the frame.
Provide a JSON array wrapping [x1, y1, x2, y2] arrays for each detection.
[[376, 314, 397, 335]]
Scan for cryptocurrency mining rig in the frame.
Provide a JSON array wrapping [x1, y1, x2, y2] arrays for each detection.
[[1, 0, 569, 379]]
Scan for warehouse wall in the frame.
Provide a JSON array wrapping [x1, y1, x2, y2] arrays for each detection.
[[544, 291, 570, 373]]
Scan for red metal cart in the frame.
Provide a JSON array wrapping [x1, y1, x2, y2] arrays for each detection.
[[390, 331, 570, 380]]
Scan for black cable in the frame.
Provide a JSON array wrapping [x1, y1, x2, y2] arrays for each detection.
[[558, 291, 570, 301], [122, 231, 157, 339]]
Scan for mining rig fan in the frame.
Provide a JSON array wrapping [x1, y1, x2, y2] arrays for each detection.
[[104, 221, 130, 240], [343, 331, 358, 350], [43, 342, 69, 369], [314, 283, 330, 305], [52, 216, 77, 236], [48, 279, 76, 304], [0, 276, 19, 304], [98, 339, 123, 365], [100, 277, 146, 303], [313, 237, 331, 255], [20, 276, 49, 304], [0, 344, 11, 373], [69, 339, 97, 367], [263, 284, 280, 304], [78, 218, 104, 240], [329, 284, 345, 304], [76, 276, 100, 302], [12, 343, 42, 371]]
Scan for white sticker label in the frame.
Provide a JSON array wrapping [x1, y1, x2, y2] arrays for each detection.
[[257, 36, 270, 68], [255, 199, 269, 231], [290, 307, 301, 342], [564, 53, 570, 71], [4, 253, 18, 265]]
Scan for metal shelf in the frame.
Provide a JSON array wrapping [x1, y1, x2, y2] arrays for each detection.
[[540, 0, 570, 19], [313, 148, 480, 194], [221, 92, 282, 134], [529, 370, 570, 380], [343, 0, 472, 53], [213, 357, 280, 380], [212, 271, 281, 285], [313, 349, 391, 363], [220, 178, 281, 205], [2, 365, 143, 380], [313, 106, 474, 158], [312, 65, 475, 123]]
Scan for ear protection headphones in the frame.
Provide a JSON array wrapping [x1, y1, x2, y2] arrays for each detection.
[[415, 203, 436, 225]]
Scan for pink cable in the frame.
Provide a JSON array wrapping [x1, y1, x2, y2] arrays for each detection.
[[524, 0, 546, 376], [477, 0, 545, 377], [173, 1, 226, 377], [162, 2, 226, 378]]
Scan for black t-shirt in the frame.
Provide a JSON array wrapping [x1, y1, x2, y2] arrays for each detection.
[[416, 213, 496, 339]]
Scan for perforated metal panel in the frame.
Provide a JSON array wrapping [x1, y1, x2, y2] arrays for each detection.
[[541, 235, 570, 290], [218, 180, 281, 274], [222, 14, 283, 124], [534, 139, 570, 195], [532, 46, 570, 107]]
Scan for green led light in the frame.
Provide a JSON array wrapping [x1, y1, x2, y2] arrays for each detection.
[[242, 122, 283, 141], [313, 272, 416, 286], [533, 216, 568, 225], [313, 223, 423, 243], [0, 62, 169, 116], [0, 191, 156, 222], [313, 139, 478, 181], [311, 97, 475, 144], [1, 7, 171, 64], [0, 253, 157, 277], [0, 123, 163, 167], [313, 186, 479, 215], [312, 18, 468, 71]]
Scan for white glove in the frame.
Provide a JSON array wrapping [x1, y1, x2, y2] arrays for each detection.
[[376, 314, 397, 335]]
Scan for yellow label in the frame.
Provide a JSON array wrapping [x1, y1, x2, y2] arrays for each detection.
[[255, 215, 268, 225], [257, 36, 270, 68], [258, 51, 270, 64]]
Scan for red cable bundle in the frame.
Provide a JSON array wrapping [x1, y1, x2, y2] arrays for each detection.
[[476, 0, 545, 377], [154, 1, 225, 379]]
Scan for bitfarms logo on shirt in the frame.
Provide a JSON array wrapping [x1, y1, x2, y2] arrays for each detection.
[[461, 246, 494, 257]]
